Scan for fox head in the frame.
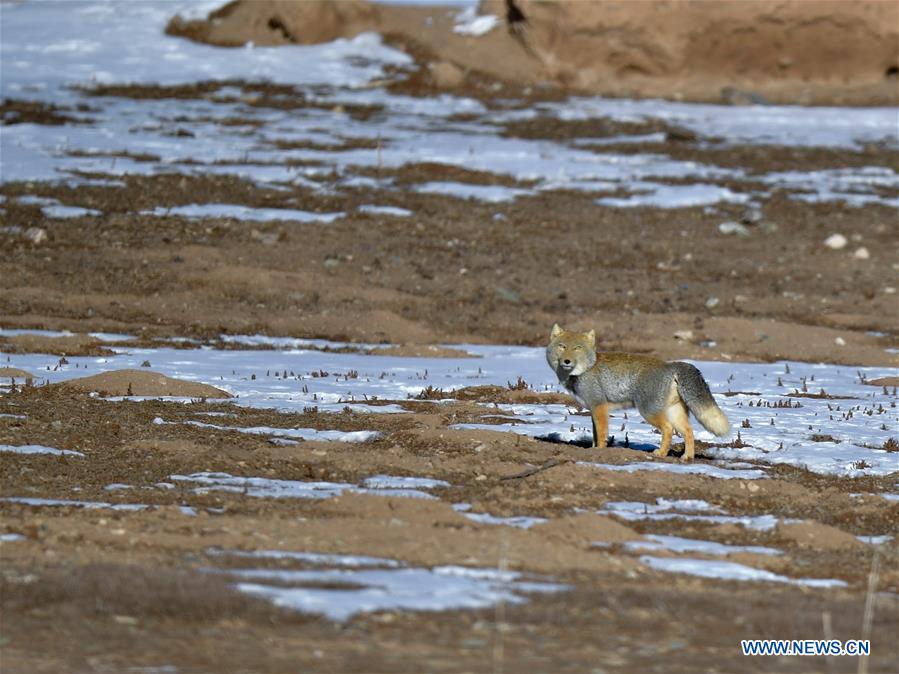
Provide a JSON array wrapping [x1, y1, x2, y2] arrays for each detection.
[[546, 323, 597, 379]]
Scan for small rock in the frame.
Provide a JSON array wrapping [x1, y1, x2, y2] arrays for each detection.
[[824, 233, 848, 250], [741, 207, 763, 225], [24, 227, 47, 244], [250, 229, 279, 246], [673, 330, 694, 341], [705, 297, 720, 309], [834, 337, 846, 346], [852, 246, 870, 260], [718, 221, 750, 237]]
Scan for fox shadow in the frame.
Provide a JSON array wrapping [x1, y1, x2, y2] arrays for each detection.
[[535, 433, 657, 453]]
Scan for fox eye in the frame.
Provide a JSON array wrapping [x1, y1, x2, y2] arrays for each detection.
[[573, 346, 581, 351]]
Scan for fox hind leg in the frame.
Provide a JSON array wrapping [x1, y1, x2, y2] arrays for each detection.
[[666, 402, 695, 461], [646, 412, 674, 457]]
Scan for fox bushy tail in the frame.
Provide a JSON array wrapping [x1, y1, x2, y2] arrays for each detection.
[[673, 363, 730, 436]]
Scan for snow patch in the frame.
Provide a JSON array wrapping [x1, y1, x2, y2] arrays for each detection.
[[624, 534, 783, 556], [0, 444, 85, 457], [640, 556, 847, 588], [170, 472, 443, 500], [142, 204, 344, 223], [209, 548, 566, 621]]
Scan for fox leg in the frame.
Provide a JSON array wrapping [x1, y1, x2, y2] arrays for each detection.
[[646, 413, 673, 457], [666, 402, 695, 461], [591, 403, 609, 449]]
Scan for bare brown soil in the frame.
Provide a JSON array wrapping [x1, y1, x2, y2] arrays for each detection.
[[1, 383, 898, 673], [2, 162, 897, 365]]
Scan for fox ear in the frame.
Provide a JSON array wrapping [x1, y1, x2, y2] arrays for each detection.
[[550, 323, 563, 338], [586, 329, 596, 346]]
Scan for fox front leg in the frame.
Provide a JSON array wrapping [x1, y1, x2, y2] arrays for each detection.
[[591, 403, 609, 449]]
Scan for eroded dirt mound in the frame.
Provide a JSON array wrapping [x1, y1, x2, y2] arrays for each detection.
[[167, 0, 899, 105], [533, 513, 644, 545], [167, 0, 380, 47], [486, 0, 899, 104], [0, 367, 34, 384], [775, 520, 865, 550], [58, 369, 231, 398]]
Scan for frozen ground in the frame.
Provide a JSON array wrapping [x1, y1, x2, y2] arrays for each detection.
[[3, 334, 897, 479], [2, 1, 897, 210]]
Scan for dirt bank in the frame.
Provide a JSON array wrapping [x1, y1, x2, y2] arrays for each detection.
[[167, 0, 899, 106]]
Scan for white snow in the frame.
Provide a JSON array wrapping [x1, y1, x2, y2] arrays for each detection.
[[0, 2, 411, 94], [362, 475, 450, 490], [541, 97, 899, 150], [761, 167, 899, 207], [42, 205, 102, 219], [600, 499, 784, 531], [209, 549, 565, 621], [624, 534, 783, 556], [357, 204, 413, 217], [3, 335, 896, 482], [453, 502, 546, 528], [462, 512, 546, 529], [210, 548, 403, 568], [413, 182, 529, 202], [170, 472, 444, 500], [639, 556, 847, 588], [141, 204, 344, 223], [154, 417, 380, 443], [453, 7, 500, 37], [0, 444, 85, 457], [856, 534, 893, 545], [0, 497, 147, 511], [596, 183, 750, 209]]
